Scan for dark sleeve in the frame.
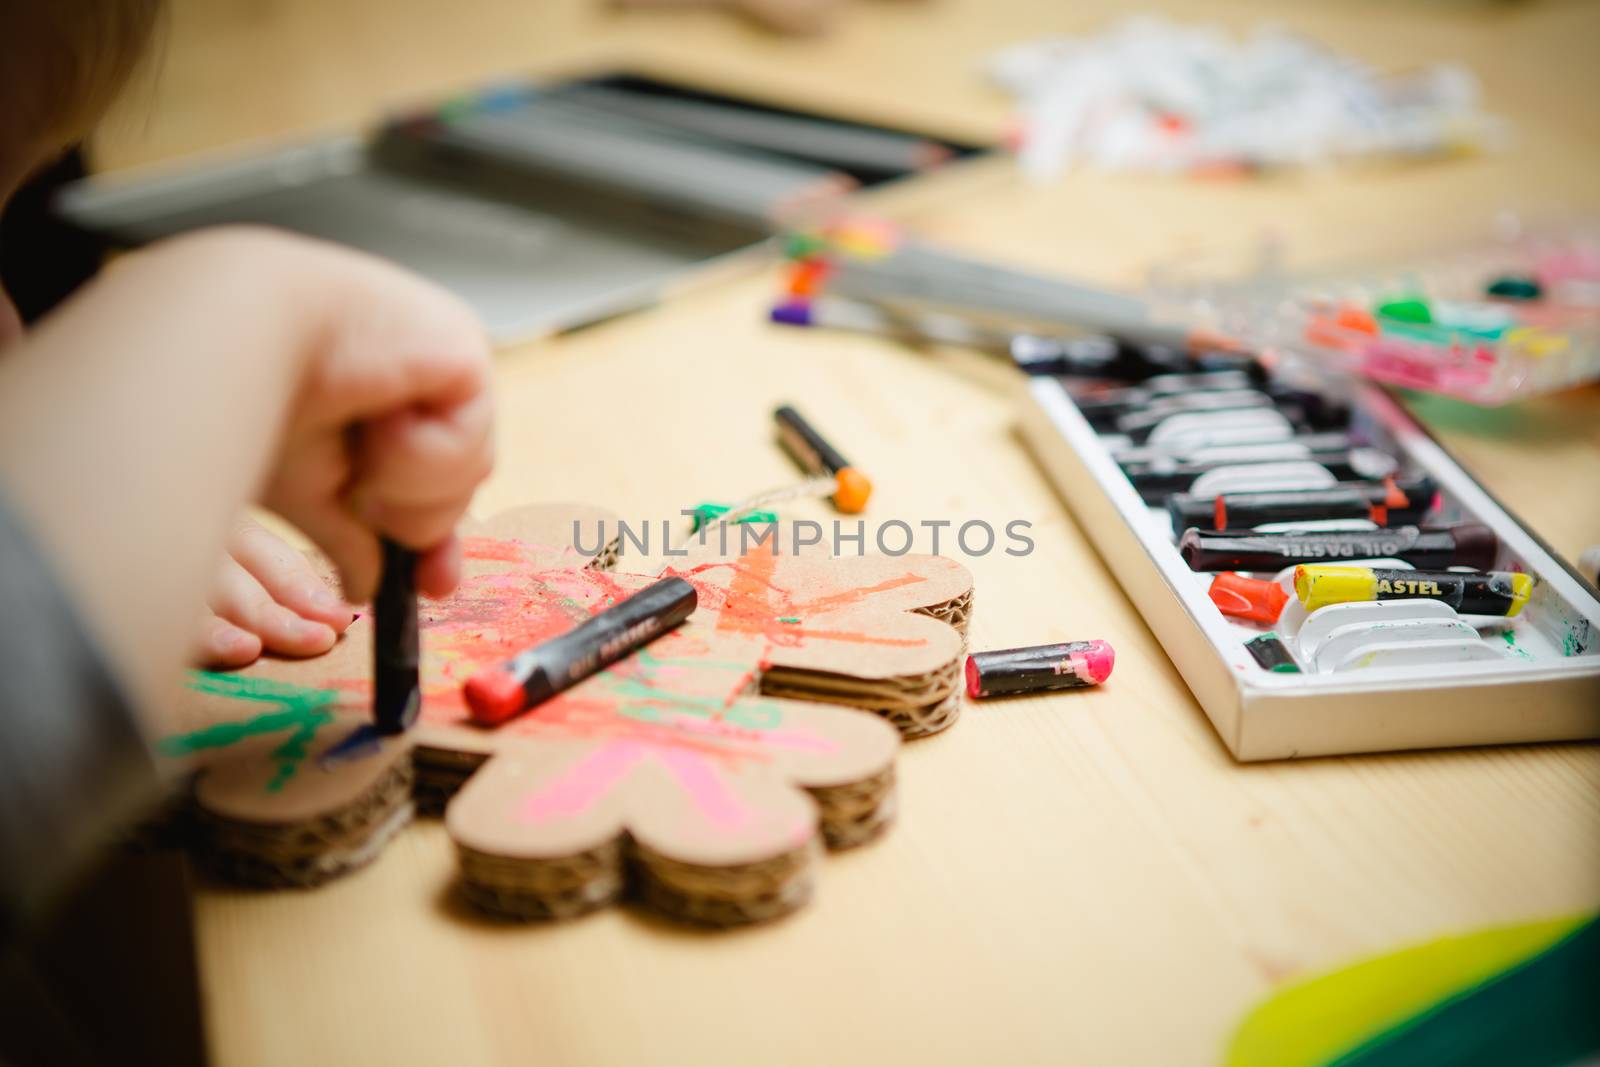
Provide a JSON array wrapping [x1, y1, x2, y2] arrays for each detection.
[[0, 493, 159, 937]]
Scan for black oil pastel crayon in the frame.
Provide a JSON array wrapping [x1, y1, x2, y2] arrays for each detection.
[[774, 404, 874, 513], [1131, 341, 1268, 384], [1073, 375, 1264, 422], [464, 577, 698, 725], [1185, 345, 1270, 385], [1010, 334, 1126, 377], [1118, 397, 1321, 443], [1115, 397, 1273, 440], [1179, 523, 1498, 572], [1245, 634, 1300, 673], [373, 539, 421, 735], [1012, 335, 1265, 384], [1138, 369, 1258, 396], [1265, 385, 1350, 431], [1123, 448, 1398, 503], [1167, 477, 1437, 530], [1081, 389, 1275, 429], [1113, 430, 1357, 467], [1013, 333, 1179, 381], [965, 640, 1115, 698]]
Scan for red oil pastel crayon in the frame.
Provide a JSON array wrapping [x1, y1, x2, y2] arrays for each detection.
[[464, 577, 698, 725], [1208, 573, 1290, 625]]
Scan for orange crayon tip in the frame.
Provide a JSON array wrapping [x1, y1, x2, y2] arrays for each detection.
[[832, 468, 873, 513], [786, 259, 830, 297], [1336, 305, 1379, 334]]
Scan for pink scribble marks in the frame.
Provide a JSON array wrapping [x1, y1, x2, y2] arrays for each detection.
[[521, 740, 647, 822], [658, 748, 749, 831], [416, 542, 934, 739], [517, 740, 755, 833], [488, 688, 838, 765]]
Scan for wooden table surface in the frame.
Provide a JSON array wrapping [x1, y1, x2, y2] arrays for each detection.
[[94, 1, 1600, 1063]]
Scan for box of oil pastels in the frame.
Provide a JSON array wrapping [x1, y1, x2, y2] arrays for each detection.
[[1013, 339, 1600, 760]]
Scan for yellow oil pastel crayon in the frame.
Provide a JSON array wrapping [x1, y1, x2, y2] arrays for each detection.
[[1293, 566, 1533, 617]]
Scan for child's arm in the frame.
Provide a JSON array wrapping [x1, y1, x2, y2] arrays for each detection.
[[0, 227, 493, 926]]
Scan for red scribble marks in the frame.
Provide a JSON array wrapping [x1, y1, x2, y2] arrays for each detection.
[[462, 536, 581, 565], [462, 537, 538, 564], [717, 542, 785, 640], [400, 568, 618, 724], [681, 549, 929, 650], [574, 568, 635, 610], [792, 575, 927, 615], [763, 625, 923, 648], [348, 561, 787, 763], [333, 538, 931, 752]]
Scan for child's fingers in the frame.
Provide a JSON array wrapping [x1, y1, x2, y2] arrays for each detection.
[[415, 535, 463, 599], [226, 518, 355, 631], [354, 491, 478, 561], [312, 283, 491, 427], [294, 505, 384, 605], [357, 392, 494, 513], [193, 614, 263, 668], [208, 555, 339, 657]]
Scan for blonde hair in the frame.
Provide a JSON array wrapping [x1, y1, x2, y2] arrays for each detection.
[[0, 1, 164, 151]]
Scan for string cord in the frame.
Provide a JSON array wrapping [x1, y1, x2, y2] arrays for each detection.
[[702, 474, 836, 530]]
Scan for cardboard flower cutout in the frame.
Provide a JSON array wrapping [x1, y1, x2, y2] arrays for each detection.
[[167, 505, 972, 925]]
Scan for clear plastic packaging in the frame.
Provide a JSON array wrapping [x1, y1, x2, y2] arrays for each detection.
[[1150, 222, 1600, 406]]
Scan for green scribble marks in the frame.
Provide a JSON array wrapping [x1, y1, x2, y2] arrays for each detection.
[[778, 617, 801, 624], [607, 652, 783, 731], [158, 708, 321, 756], [614, 692, 783, 731], [609, 678, 784, 729], [183, 670, 341, 710], [633, 647, 751, 673], [162, 671, 339, 792], [724, 701, 783, 729]]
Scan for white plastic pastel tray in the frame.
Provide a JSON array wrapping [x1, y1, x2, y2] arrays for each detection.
[[1019, 377, 1600, 760]]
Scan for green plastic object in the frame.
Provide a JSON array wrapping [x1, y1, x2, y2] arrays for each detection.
[[783, 232, 829, 261], [1375, 297, 1433, 325], [690, 503, 778, 533], [1485, 274, 1542, 301]]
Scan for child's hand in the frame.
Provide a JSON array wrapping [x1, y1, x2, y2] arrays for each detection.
[[0, 227, 494, 713], [194, 517, 357, 667], [221, 229, 496, 606]]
